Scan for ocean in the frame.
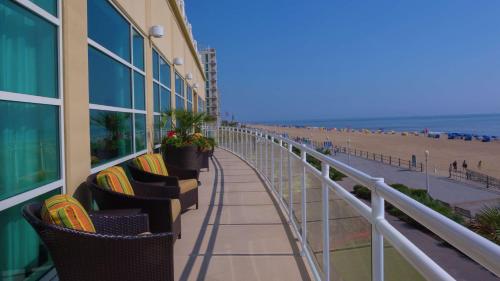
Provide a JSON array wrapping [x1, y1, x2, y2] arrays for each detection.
[[260, 114, 500, 136]]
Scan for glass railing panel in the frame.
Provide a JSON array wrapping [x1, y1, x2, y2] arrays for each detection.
[[290, 156, 303, 228], [329, 186, 372, 281], [281, 146, 291, 206], [305, 171, 325, 271], [384, 239, 425, 281]]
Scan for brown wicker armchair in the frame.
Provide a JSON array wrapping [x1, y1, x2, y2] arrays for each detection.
[[86, 174, 181, 237], [127, 162, 199, 211], [22, 203, 176, 281]]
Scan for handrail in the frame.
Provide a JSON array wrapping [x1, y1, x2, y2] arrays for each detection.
[[204, 126, 500, 281]]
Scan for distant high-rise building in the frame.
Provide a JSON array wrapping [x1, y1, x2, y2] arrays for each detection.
[[201, 48, 220, 124]]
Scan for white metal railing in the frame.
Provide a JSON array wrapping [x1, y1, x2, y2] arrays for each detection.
[[203, 126, 500, 281]]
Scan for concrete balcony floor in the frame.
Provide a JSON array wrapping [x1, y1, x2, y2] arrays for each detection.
[[174, 149, 312, 281]]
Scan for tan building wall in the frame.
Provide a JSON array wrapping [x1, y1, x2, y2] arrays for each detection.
[[63, 0, 205, 195]]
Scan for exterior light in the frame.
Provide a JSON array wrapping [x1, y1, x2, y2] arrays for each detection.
[[186, 72, 193, 80], [173, 57, 184, 65], [193, 83, 199, 89], [149, 25, 164, 38]]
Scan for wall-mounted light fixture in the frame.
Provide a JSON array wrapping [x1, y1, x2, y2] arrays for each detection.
[[149, 25, 164, 38], [173, 57, 184, 66], [186, 72, 193, 80], [193, 83, 199, 89]]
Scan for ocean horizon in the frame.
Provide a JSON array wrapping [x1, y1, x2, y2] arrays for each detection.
[[256, 113, 500, 136]]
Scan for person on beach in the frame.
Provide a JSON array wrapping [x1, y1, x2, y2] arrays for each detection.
[[462, 160, 468, 170], [453, 161, 458, 170], [449, 164, 453, 178], [478, 160, 482, 170]]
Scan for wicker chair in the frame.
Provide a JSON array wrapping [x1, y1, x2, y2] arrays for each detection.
[[22, 203, 176, 281], [127, 162, 199, 211], [86, 174, 181, 237]]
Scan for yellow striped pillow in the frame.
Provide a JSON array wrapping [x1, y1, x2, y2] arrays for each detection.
[[97, 166, 135, 196], [41, 195, 96, 233], [133, 154, 169, 176]]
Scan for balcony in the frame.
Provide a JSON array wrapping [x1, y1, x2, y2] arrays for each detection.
[[206, 126, 500, 281], [174, 149, 309, 280]]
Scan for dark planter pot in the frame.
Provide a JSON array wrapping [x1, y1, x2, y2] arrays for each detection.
[[200, 147, 214, 170], [162, 144, 203, 171]]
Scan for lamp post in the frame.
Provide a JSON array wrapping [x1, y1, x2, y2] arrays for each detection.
[[425, 150, 430, 195], [347, 138, 351, 165]]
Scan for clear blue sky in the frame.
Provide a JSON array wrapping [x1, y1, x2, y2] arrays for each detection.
[[187, 0, 500, 122]]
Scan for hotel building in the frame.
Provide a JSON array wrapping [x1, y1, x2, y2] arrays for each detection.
[[0, 0, 205, 279], [200, 48, 221, 124]]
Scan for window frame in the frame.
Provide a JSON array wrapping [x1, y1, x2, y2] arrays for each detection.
[[152, 47, 172, 149], [0, 0, 65, 211], [87, 0, 147, 173]]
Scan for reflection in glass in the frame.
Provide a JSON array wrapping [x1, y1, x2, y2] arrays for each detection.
[[134, 72, 145, 110], [135, 114, 146, 151], [90, 110, 132, 167], [0, 1, 58, 98], [88, 46, 131, 108], [0, 101, 60, 201]]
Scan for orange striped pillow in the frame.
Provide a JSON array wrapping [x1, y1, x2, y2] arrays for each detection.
[[97, 166, 135, 195], [133, 154, 169, 176], [41, 195, 96, 233]]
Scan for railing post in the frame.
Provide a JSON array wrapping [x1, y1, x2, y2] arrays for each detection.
[[271, 136, 275, 190], [321, 162, 330, 280], [265, 134, 269, 179], [288, 143, 293, 220], [279, 139, 283, 200], [371, 178, 385, 281], [245, 129, 248, 159]]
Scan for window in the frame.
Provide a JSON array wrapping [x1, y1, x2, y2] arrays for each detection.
[[0, 1, 62, 280], [198, 96, 205, 113], [175, 72, 185, 110], [187, 86, 193, 111], [152, 48, 172, 147], [88, 0, 146, 168], [0, 1, 58, 98]]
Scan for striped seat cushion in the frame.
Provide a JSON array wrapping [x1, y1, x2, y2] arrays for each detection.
[[41, 195, 96, 233], [133, 154, 169, 176], [97, 166, 135, 195]]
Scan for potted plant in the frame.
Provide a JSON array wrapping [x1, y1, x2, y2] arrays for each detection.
[[161, 110, 215, 171]]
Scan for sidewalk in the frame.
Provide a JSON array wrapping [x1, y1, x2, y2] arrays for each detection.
[[331, 153, 500, 216]]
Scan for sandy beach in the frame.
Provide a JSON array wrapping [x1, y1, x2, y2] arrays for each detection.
[[252, 124, 500, 179]]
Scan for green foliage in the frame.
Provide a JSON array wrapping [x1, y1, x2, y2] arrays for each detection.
[[385, 183, 464, 226], [161, 110, 216, 149], [352, 185, 371, 200], [469, 206, 500, 244]]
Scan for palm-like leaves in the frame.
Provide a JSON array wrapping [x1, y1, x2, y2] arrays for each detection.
[[161, 109, 215, 141], [470, 205, 500, 244]]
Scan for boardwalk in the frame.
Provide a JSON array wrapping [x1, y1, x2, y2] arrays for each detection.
[[174, 149, 311, 281], [332, 153, 500, 215]]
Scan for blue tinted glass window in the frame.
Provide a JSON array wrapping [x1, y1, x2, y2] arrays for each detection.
[[89, 46, 131, 108], [176, 95, 184, 110], [159, 57, 170, 87], [154, 115, 161, 145], [154, 84, 160, 112], [90, 110, 132, 167], [152, 50, 159, 80], [0, 1, 58, 98], [134, 72, 145, 110], [0, 101, 60, 201], [88, 0, 130, 61], [135, 114, 146, 151], [160, 88, 170, 113], [175, 73, 183, 95], [187, 102, 192, 112], [187, 86, 193, 102], [31, 0, 57, 16], [132, 29, 144, 70], [0, 188, 60, 280]]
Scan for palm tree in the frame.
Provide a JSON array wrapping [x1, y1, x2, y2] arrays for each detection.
[[470, 205, 500, 244], [161, 109, 214, 142]]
